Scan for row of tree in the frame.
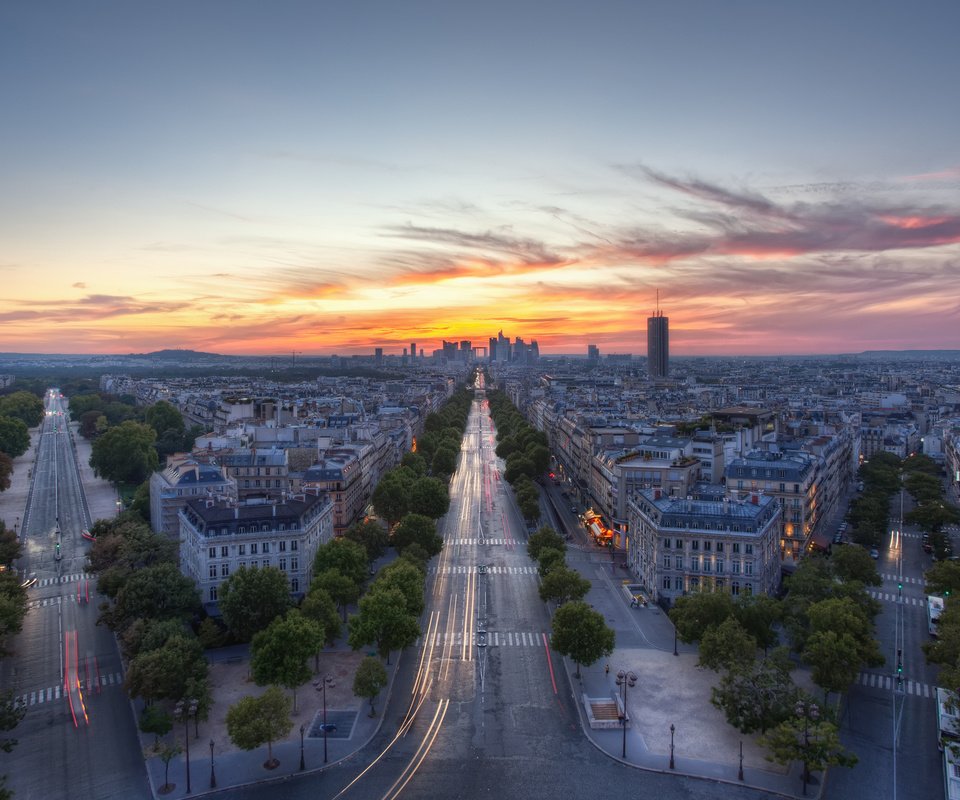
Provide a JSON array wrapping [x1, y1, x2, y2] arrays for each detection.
[[0, 390, 44, 493]]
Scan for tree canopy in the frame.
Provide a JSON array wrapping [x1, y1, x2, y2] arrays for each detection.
[[348, 586, 420, 662], [89, 420, 159, 485], [313, 537, 369, 588], [226, 686, 293, 768], [392, 514, 443, 558], [0, 417, 29, 460], [0, 391, 44, 428], [353, 656, 388, 716], [251, 611, 323, 710], [550, 600, 615, 678], [218, 566, 291, 642]]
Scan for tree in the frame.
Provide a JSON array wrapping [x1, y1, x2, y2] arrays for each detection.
[[698, 617, 757, 672], [539, 566, 591, 605], [830, 544, 882, 587], [926, 560, 960, 597], [79, 409, 105, 439], [536, 547, 565, 577], [139, 704, 172, 751], [313, 568, 361, 623], [0, 572, 28, 654], [392, 514, 443, 558], [669, 591, 734, 644], [348, 587, 420, 664], [372, 559, 425, 616], [550, 601, 615, 678], [124, 634, 208, 703], [102, 562, 200, 634], [0, 417, 29, 459], [128, 479, 152, 522], [431, 446, 458, 478], [802, 629, 863, 701], [907, 502, 960, 535], [89, 420, 159, 485], [733, 594, 782, 654], [145, 400, 185, 440], [409, 477, 450, 520], [226, 686, 293, 769], [0, 526, 21, 567], [218, 566, 291, 642], [806, 596, 883, 670], [0, 690, 26, 754], [371, 474, 410, 526], [0, 391, 44, 428], [761, 706, 857, 789], [710, 648, 799, 734], [400, 451, 427, 476], [158, 741, 182, 793], [527, 527, 566, 561], [0, 452, 12, 492], [251, 611, 323, 711], [353, 656, 388, 716], [312, 538, 368, 588], [343, 519, 389, 563], [519, 495, 541, 522]]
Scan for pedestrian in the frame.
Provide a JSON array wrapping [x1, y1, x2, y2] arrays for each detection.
[[605, 663, 609, 676]]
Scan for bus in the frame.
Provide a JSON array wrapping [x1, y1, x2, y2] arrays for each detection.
[[929, 595, 945, 637]]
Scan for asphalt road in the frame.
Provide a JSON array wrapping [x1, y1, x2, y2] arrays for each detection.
[[3, 390, 150, 800]]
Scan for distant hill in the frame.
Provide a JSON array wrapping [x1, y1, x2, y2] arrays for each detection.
[[131, 349, 228, 361]]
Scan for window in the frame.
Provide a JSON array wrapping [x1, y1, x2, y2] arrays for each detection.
[[238, 544, 246, 556], [279, 558, 287, 571], [674, 576, 683, 590], [291, 557, 298, 572], [731, 582, 740, 596], [663, 538, 671, 549], [208, 547, 216, 559], [221, 545, 228, 558], [745, 583, 753, 596], [732, 542, 740, 554], [238, 561, 246, 570], [745, 561, 754, 575], [716, 558, 724, 574], [702, 559, 711, 573], [663, 577, 671, 589], [676, 556, 683, 570], [690, 556, 700, 572], [716, 542, 724, 553], [250, 560, 258, 569], [221, 564, 230, 577], [209, 565, 217, 579], [732, 560, 740, 574], [279, 541, 286, 552], [779, 483, 785, 492], [263, 558, 270, 568], [703, 541, 711, 552], [262, 542, 270, 554], [250, 543, 258, 555], [690, 577, 700, 590], [663, 555, 671, 569], [291, 578, 300, 593], [209, 587, 218, 602], [691, 540, 699, 551], [745, 544, 754, 555], [291, 540, 298, 551]]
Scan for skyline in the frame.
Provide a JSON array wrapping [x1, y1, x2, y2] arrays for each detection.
[[2, 1, 959, 357]]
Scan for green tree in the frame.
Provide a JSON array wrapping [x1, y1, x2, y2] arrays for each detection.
[[0, 452, 12, 492], [830, 544, 882, 586], [128, 479, 152, 523], [431, 446, 458, 478], [802, 629, 863, 701], [372, 473, 411, 526], [312, 538, 368, 588], [218, 566, 291, 642], [79, 409, 105, 439], [539, 566, 591, 606], [733, 594, 782, 654], [807, 596, 883, 670], [348, 587, 420, 664], [0, 571, 27, 654], [124, 634, 208, 703], [251, 611, 323, 711], [925, 560, 960, 597], [102, 562, 200, 634], [392, 514, 443, 558], [158, 742, 182, 793], [0, 391, 44, 428], [761, 706, 857, 790], [409, 477, 450, 520], [0, 526, 21, 567], [400, 451, 427, 476], [89, 420, 160, 485], [313, 568, 361, 623], [906, 502, 960, 535], [527, 527, 566, 561], [372, 559, 426, 616], [550, 600, 615, 678], [353, 656, 388, 716], [536, 546, 565, 577], [226, 686, 293, 769], [710, 648, 799, 734], [145, 400, 185, 439], [669, 591, 735, 644], [699, 616, 757, 672], [0, 417, 29, 459], [0, 689, 26, 754], [344, 519, 389, 563], [139, 704, 172, 751]]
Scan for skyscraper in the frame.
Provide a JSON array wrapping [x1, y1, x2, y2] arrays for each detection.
[[647, 299, 669, 379]]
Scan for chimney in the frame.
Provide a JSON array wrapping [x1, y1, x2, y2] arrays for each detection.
[[751, 492, 759, 505], [653, 488, 661, 500]]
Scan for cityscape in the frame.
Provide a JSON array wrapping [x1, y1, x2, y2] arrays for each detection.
[[2, 3, 960, 800]]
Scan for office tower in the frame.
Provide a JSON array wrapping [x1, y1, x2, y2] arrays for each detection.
[[374, 347, 383, 366], [647, 299, 669, 379], [410, 342, 416, 363], [587, 344, 600, 361]]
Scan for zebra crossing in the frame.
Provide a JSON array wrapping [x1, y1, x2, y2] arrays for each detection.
[[881, 573, 923, 585], [34, 573, 92, 588], [445, 538, 514, 546], [857, 671, 935, 698], [15, 672, 124, 708], [421, 631, 543, 648], [28, 595, 86, 609], [868, 590, 925, 606], [430, 565, 538, 575]]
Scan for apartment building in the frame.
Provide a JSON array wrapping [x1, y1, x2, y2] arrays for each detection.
[[149, 455, 236, 539]]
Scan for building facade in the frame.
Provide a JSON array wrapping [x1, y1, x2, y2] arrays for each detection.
[[149, 455, 236, 539], [647, 312, 669, 379]]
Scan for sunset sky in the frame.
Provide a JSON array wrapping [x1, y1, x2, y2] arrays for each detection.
[[2, 1, 958, 357]]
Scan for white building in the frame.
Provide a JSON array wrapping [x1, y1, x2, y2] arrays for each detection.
[[179, 491, 333, 610]]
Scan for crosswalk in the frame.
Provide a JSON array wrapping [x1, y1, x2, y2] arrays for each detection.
[[33, 573, 92, 588], [15, 672, 124, 709], [857, 671, 935, 698], [880, 573, 923, 585], [420, 631, 544, 648], [445, 538, 516, 546], [430, 565, 538, 575], [868, 590, 926, 606], [28, 595, 88, 609]]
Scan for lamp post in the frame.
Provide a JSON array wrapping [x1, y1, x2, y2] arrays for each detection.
[[669, 724, 675, 770], [738, 739, 744, 781], [299, 724, 306, 771], [615, 669, 637, 759], [673, 626, 678, 657], [795, 700, 819, 796], [175, 698, 198, 794], [315, 675, 333, 763], [209, 739, 216, 789]]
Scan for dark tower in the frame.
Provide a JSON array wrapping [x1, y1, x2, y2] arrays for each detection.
[[647, 292, 669, 379]]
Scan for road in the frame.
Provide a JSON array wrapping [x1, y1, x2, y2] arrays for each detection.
[[824, 490, 943, 800], [2, 390, 150, 800]]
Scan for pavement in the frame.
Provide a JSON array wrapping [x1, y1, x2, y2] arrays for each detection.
[[1, 416, 823, 799]]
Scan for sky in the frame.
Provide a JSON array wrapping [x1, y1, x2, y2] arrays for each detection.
[[2, 1, 959, 357]]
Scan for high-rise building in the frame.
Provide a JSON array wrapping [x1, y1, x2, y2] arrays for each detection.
[[647, 301, 669, 379], [374, 347, 383, 366], [410, 342, 417, 364], [587, 344, 600, 362]]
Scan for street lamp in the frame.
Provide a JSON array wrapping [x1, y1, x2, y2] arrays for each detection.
[[209, 739, 216, 789], [615, 669, 637, 759], [669, 724, 675, 770], [795, 700, 819, 796], [673, 626, 678, 657], [738, 739, 744, 781], [315, 675, 333, 763], [299, 724, 306, 771], [175, 698, 198, 794]]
